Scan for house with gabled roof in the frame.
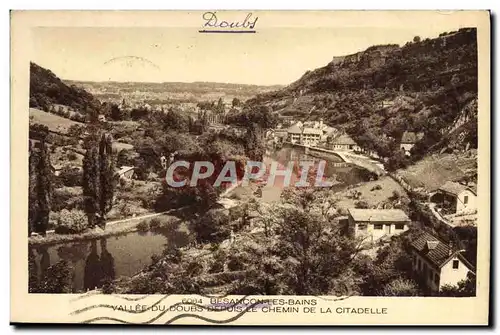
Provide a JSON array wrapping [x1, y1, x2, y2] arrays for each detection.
[[400, 131, 424, 156], [411, 230, 475, 293], [430, 181, 477, 214], [286, 123, 303, 144], [115, 166, 135, 181], [330, 133, 360, 151], [347, 208, 411, 242]]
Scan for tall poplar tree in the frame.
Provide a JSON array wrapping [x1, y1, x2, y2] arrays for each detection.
[[83, 143, 99, 229], [98, 133, 115, 229], [35, 139, 52, 235], [82, 130, 115, 229], [28, 141, 38, 236]]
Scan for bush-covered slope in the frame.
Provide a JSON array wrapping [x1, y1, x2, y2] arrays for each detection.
[[246, 28, 478, 169], [29, 62, 101, 114]]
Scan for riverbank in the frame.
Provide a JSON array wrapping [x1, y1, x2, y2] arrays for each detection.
[[29, 182, 245, 247], [28, 211, 179, 247]]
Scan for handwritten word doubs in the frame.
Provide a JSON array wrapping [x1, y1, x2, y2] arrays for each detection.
[[202, 12, 258, 31]]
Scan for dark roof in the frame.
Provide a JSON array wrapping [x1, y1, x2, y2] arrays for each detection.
[[348, 209, 410, 222], [411, 231, 475, 271], [439, 181, 476, 196], [332, 133, 357, 145], [401, 131, 424, 144]]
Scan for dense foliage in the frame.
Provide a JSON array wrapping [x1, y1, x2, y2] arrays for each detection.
[[247, 28, 478, 170], [30, 62, 101, 114]]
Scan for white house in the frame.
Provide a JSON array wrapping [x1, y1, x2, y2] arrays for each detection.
[[301, 127, 322, 146], [115, 166, 135, 181], [348, 208, 411, 243], [330, 133, 360, 151], [430, 181, 477, 214], [286, 123, 303, 144], [411, 231, 475, 294], [400, 131, 424, 156]]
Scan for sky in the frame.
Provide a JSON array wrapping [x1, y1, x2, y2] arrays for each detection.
[[30, 13, 475, 86]]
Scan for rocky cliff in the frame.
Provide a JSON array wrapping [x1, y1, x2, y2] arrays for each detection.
[[246, 28, 478, 166]]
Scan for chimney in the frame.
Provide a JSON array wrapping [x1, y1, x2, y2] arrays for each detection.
[[448, 240, 453, 256]]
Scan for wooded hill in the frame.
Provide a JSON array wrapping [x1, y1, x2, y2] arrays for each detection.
[[29, 62, 102, 115], [246, 28, 478, 169]]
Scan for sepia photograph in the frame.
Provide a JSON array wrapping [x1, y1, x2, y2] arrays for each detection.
[[11, 10, 491, 325]]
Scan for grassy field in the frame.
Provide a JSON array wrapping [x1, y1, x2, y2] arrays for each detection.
[[396, 152, 477, 191], [334, 176, 407, 211], [29, 108, 81, 133]]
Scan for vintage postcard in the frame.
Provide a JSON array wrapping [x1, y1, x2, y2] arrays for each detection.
[[11, 10, 490, 325]]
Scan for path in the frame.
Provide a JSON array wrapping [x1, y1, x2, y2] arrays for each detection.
[[428, 202, 453, 227], [33, 207, 186, 237]]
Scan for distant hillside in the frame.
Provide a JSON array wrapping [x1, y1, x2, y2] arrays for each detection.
[[67, 80, 283, 104], [247, 28, 478, 169], [29, 62, 101, 114]]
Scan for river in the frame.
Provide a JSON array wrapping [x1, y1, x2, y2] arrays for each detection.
[[29, 145, 374, 293]]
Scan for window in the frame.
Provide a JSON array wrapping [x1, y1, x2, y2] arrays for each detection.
[[452, 260, 459, 269], [357, 224, 367, 231], [395, 224, 405, 230], [464, 195, 469, 204], [374, 224, 383, 230], [429, 271, 434, 280], [417, 259, 421, 269], [434, 273, 440, 286]]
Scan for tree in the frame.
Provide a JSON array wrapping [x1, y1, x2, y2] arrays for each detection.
[[413, 36, 421, 43], [33, 139, 52, 235], [83, 139, 99, 229], [163, 109, 189, 132], [98, 133, 115, 228], [261, 206, 365, 295], [216, 97, 225, 114], [36, 260, 74, 293], [232, 97, 241, 107], [192, 209, 231, 244], [360, 235, 414, 296], [110, 103, 127, 121], [28, 142, 38, 236], [244, 123, 265, 161], [82, 131, 115, 229]]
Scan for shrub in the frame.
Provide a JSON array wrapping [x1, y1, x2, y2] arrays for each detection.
[[371, 184, 382, 191], [52, 188, 83, 211], [193, 209, 231, 244], [382, 278, 419, 296], [185, 261, 204, 276], [390, 190, 401, 201], [137, 219, 150, 232], [227, 254, 245, 271], [58, 167, 82, 187], [209, 258, 225, 273], [354, 200, 370, 209], [35, 260, 73, 293], [55, 209, 87, 234]]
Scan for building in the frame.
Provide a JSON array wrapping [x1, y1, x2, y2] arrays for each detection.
[[273, 129, 288, 143], [286, 123, 303, 144], [430, 181, 477, 214], [380, 100, 395, 108], [348, 208, 411, 242], [301, 127, 322, 146], [400, 131, 424, 156], [330, 133, 359, 151], [115, 166, 135, 181], [410, 231, 475, 293]]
